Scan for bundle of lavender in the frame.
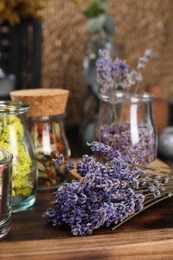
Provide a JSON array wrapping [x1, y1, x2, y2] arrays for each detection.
[[96, 48, 153, 94], [43, 142, 173, 236]]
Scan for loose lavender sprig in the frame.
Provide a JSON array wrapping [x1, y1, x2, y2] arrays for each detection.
[[54, 155, 74, 172], [43, 142, 173, 236], [137, 48, 154, 70], [96, 48, 153, 94]]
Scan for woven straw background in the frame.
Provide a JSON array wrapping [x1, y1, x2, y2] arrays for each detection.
[[41, 0, 173, 126]]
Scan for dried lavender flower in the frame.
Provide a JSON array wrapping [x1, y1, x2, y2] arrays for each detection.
[[137, 48, 154, 70], [97, 122, 156, 165], [43, 142, 173, 236], [96, 48, 153, 93], [54, 154, 64, 167]]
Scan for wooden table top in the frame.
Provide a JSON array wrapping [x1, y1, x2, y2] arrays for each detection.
[[1, 160, 173, 259]]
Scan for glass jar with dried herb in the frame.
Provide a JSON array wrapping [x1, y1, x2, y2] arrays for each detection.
[[0, 101, 37, 212], [10, 88, 71, 190], [30, 114, 70, 189], [96, 91, 157, 165]]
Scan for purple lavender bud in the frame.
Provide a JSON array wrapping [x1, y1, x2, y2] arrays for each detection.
[[126, 69, 143, 86], [98, 49, 110, 59], [109, 150, 122, 160], [64, 160, 74, 171], [144, 48, 154, 59], [154, 190, 161, 198], [55, 154, 65, 166], [112, 58, 128, 76], [87, 141, 110, 153], [137, 57, 146, 69], [137, 48, 154, 70]]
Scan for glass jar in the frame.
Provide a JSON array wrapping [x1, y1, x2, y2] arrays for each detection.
[[0, 101, 37, 212], [0, 149, 13, 239], [29, 114, 71, 190], [96, 92, 157, 165]]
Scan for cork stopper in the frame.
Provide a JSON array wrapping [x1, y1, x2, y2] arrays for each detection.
[[10, 88, 69, 117]]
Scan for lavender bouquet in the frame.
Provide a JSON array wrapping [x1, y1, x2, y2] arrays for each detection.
[[96, 48, 153, 94], [95, 48, 156, 165], [43, 142, 173, 236]]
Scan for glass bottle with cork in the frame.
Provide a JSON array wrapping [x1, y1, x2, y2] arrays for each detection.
[[10, 89, 71, 190]]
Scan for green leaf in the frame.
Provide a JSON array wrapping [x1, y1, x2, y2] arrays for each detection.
[[103, 14, 115, 35], [84, 0, 109, 18], [88, 14, 106, 34]]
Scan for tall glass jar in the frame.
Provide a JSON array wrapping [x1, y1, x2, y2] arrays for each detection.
[[0, 101, 37, 212], [29, 114, 71, 190], [96, 92, 157, 165]]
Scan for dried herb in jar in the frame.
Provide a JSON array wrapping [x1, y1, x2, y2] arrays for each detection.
[[30, 116, 70, 190]]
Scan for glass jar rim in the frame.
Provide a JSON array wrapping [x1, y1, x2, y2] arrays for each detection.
[[0, 149, 13, 167], [98, 91, 155, 103], [29, 113, 66, 121], [0, 101, 29, 114]]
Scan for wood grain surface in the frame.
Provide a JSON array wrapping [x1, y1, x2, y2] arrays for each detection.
[[1, 160, 173, 259]]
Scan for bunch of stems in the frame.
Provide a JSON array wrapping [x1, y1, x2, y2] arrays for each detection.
[[112, 164, 173, 230]]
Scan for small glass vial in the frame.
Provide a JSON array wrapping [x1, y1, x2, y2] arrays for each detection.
[[10, 88, 71, 190], [30, 114, 70, 189], [0, 101, 37, 212]]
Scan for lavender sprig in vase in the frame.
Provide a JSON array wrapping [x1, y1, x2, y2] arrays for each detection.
[[95, 49, 157, 165]]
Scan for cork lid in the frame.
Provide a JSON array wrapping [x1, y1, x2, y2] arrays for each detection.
[[10, 88, 69, 117]]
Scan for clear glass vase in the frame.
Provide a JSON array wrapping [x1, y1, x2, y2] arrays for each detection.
[[0, 101, 37, 212], [29, 114, 71, 190], [96, 91, 157, 165]]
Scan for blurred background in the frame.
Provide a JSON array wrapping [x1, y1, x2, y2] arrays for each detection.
[[0, 0, 173, 158]]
